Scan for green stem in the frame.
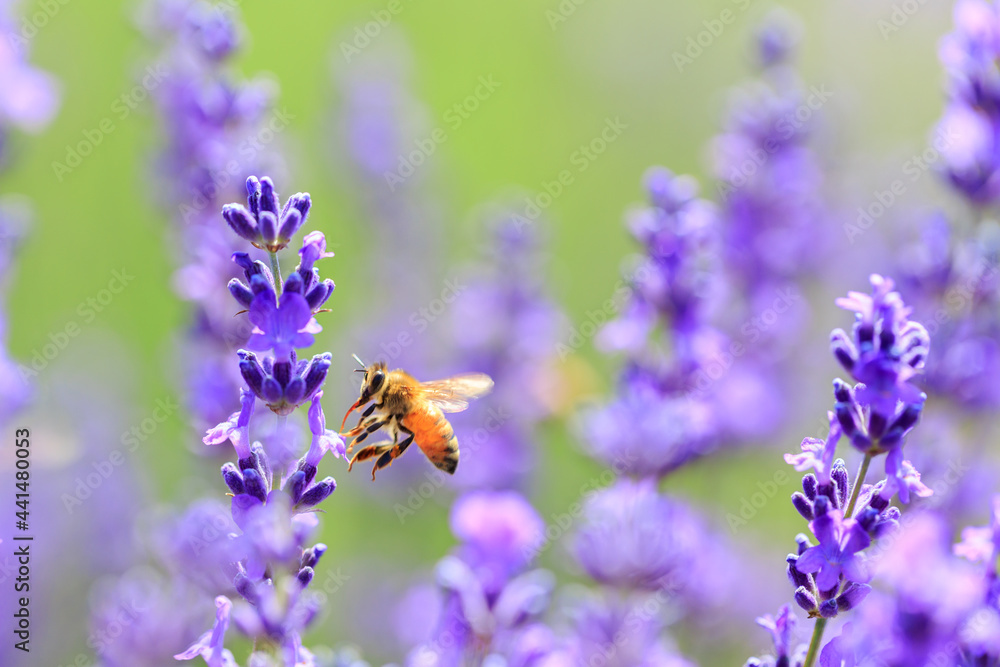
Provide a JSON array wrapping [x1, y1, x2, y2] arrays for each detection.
[[802, 617, 828, 667], [268, 250, 282, 292], [845, 453, 873, 518]]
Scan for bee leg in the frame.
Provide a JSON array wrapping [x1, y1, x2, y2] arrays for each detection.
[[347, 441, 393, 473], [391, 427, 414, 458], [346, 419, 391, 452], [370, 428, 414, 479], [343, 413, 381, 439]]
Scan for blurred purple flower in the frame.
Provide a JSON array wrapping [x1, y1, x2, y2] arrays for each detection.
[[0, 19, 59, 136], [936, 0, 1000, 204], [175, 596, 238, 667], [142, 0, 285, 429], [572, 480, 713, 598]]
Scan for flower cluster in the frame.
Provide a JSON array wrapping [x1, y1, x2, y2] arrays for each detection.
[[828, 274, 931, 498], [445, 213, 565, 490], [144, 0, 285, 428], [749, 275, 931, 666], [405, 491, 559, 665], [819, 508, 1000, 666], [584, 167, 726, 478], [935, 0, 1000, 205], [173, 176, 344, 667], [712, 9, 828, 308]]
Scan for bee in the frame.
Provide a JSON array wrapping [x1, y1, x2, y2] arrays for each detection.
[[340, 355, 494, 480]]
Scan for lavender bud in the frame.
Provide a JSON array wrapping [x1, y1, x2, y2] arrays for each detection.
[[250, 442, 271, 489], [836, 583, 871, 612], [221, 462, 245, 494], [787, 554, 810, 588], [831, 462, 849, 508], [259, 176, 279, 216], [296, 566, 315, 588], [791, 492, 813, 520], [258, 211, 278, 246], [278, 208, 303, 243], [298, 477, 336, 508], [223, 204, 258, 242], [794, 586, 817, 613], [246, 176, 261, 216], [818, 599, 839, 618], [283, 271, 303, 295], [802, 473, 818, 500], [242, 468, 267, 502], [228, 279, 254, 308], [284, 470, 307, 504]]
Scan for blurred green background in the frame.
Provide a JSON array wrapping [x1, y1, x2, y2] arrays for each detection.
[[3, 0, 957, 664]]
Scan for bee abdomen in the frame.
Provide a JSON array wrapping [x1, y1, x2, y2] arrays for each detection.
[[439, 435, 459, 474]]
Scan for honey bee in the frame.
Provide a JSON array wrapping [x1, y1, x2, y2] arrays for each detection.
[[340, 355, 494, 480]]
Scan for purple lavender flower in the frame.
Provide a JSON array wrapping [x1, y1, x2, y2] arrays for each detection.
[[744, 604, 807, 667], [223, 176, 311, 253], [936, 0, 1000, 205], [819, 512, 995, 666], [711, 20, 830, 294], [794, 500, 871, 593], [175, 596, 238, 667], [827, 275, 930, 503], [572, 479, 709, 596], [831, 274, 929, 417], [445, 213, 565, 490], [557, 593, 695, 667], [0, 8, 59, 139], [407, 491, 556, 665], [142, 0, 286, 430], [92, 568, 212, 667], [246, 290, 320, 361], [776, 275, 934, 666]]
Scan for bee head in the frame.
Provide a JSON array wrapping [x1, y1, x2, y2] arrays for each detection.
[[358, 360, 388, 404]]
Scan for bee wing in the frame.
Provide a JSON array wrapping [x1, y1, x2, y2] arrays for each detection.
[[418, 373, 494, 413]]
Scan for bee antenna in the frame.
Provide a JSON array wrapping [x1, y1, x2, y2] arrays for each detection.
[[351, 353, 365, 369]]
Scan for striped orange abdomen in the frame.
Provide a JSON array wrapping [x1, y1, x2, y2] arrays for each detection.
[[401, 402, 459, 474]]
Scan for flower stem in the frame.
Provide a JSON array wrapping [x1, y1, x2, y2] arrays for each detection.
[[845, 453, 873, 518], [803, 617, 828, 667], [269, 250, 283, 293]]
